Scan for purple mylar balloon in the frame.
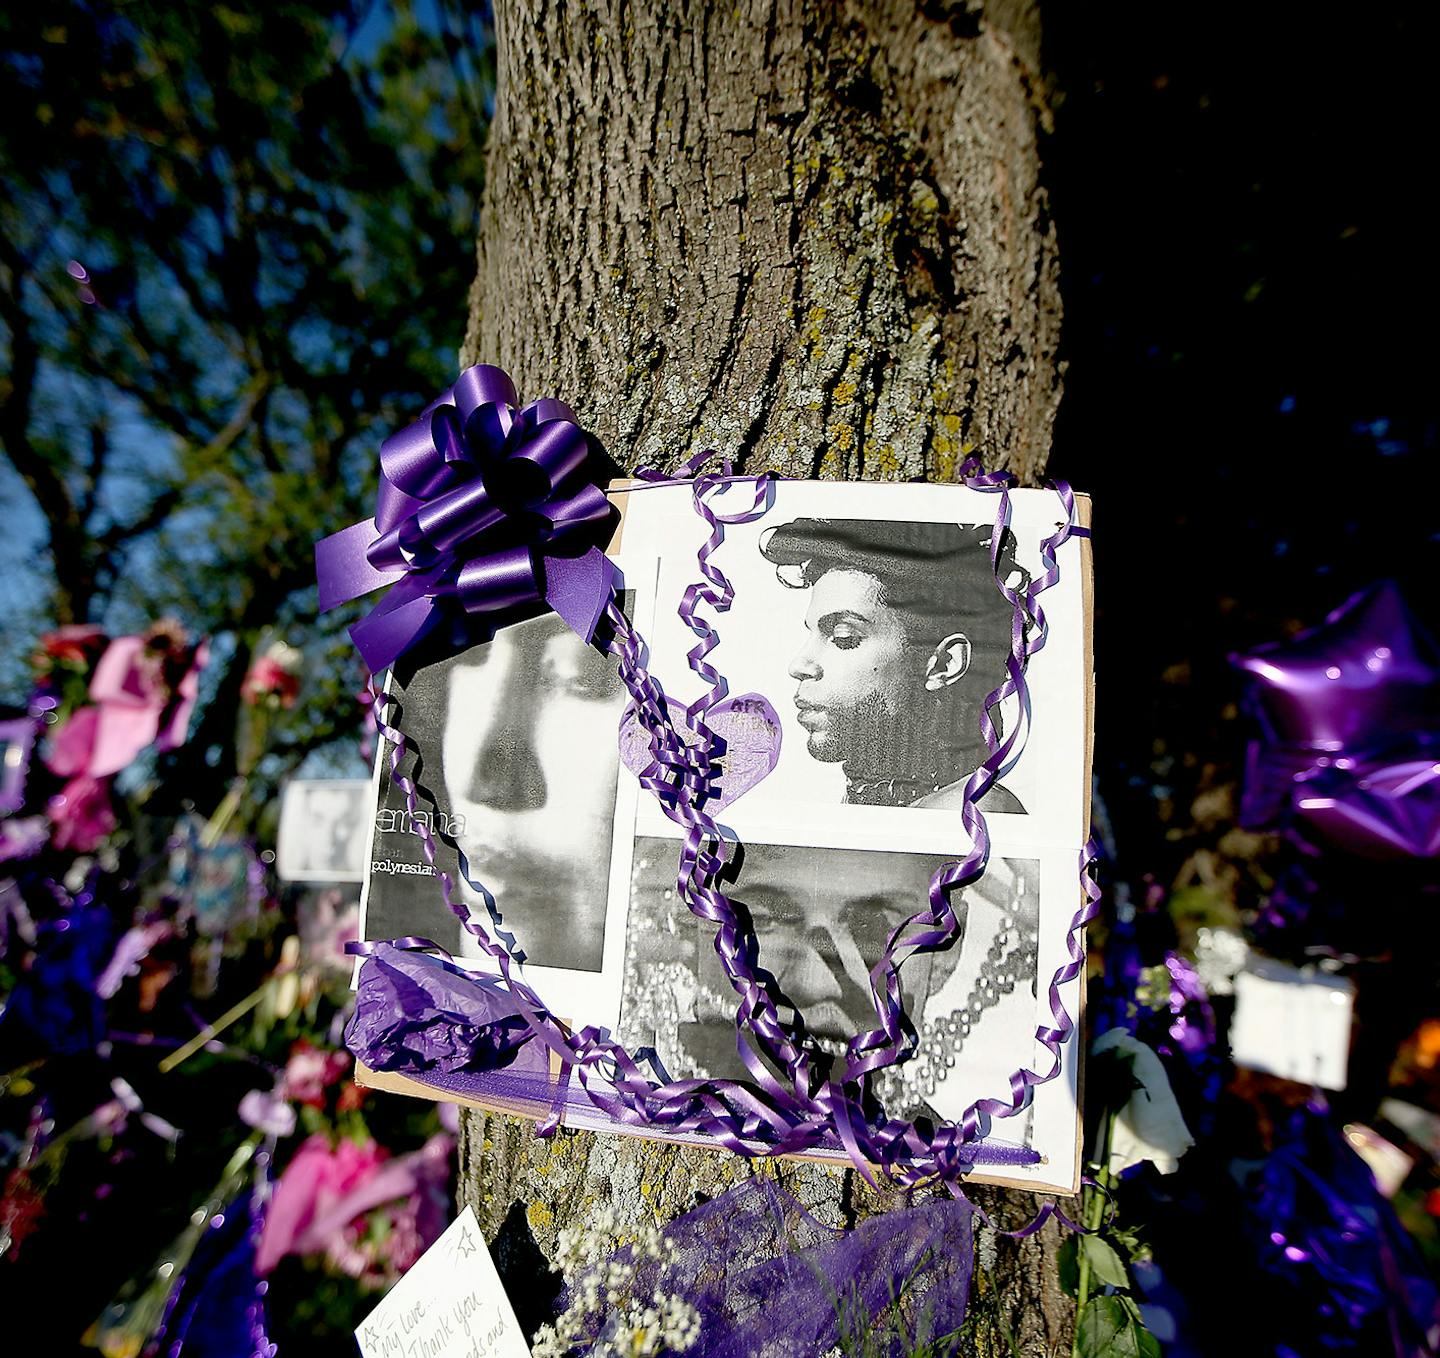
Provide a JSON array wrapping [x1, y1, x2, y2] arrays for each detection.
[[1232, 580, 1440, 750], [1233, 581, 1440, 860], [1291, 753, 1440, 862]]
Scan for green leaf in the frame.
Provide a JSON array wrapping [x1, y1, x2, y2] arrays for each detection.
[[1080, 1233, 1132, 1290], [1058, 1234, 1080, 1297], [1075, 1296, 1162, 1358]]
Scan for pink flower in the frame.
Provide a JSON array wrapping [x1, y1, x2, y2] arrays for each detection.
[[42, 630, 208, 780], [325, 1161, 446, 1287], [256, 1132, 455, 1278], [281, 1040, 351, 1107], [256, 1133, 388, 1274], [48, 775, 116, 852], [241, 641, 303, 709], [81, 633, 207, 777], [46, 705, 101, 778]]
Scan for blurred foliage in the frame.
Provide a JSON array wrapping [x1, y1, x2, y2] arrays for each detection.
[[0, 0, 492, 817]]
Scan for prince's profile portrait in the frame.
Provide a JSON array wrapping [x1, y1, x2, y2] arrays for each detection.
[[759, 518, 1029, 810]]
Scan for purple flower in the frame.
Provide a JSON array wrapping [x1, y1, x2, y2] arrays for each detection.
[[0, 905, 111, 1057], [239, 1088, 298, 1139], [95, 920, 173, 1000], [0, 716, 37, 813], [0, 816, 48, 864]]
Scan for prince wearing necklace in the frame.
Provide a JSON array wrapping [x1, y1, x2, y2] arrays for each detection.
[[759, 517, 1029, 812]]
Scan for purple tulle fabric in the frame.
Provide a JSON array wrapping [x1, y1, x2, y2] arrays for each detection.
[[570, 1178, 974, 1358]]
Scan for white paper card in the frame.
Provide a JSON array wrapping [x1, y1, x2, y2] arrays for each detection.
[[355, 1206, 530, 1358], [1230, 958, 1354, 1090], [356, 481, 1093, 1193], [276, 778, 374, 883]]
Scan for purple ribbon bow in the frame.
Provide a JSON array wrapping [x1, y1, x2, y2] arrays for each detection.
[[315, 364, 618, 671]]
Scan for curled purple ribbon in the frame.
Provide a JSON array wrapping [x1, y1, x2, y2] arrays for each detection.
[[314, 365, 618, 672], [327, 369, 1097, 1187], [346, 439, 1097, 1192]]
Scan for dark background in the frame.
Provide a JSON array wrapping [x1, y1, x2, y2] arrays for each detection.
[[1046, 2, 1437, 877], [1045, 10, 1439, 1349]]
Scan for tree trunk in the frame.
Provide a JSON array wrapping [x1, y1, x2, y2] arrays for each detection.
[[459, 0, 1071, 1351]]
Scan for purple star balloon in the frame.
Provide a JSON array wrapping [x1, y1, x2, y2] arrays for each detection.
[[1233, 581, 1440, 861], [1232, 581, 1440, 750], [1292, 752, 1440, 861]]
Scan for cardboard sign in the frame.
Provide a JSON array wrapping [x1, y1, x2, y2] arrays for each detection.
[[357, 481, 1095, 1193]]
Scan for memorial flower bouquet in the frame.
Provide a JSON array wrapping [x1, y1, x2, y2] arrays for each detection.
[[0, 617, 452, 1356]]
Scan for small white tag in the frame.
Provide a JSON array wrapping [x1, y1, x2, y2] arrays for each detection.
[[355, 1206, 531, 1358], [1230, 958, 1354, 1090], [276, 778, 373, 883]]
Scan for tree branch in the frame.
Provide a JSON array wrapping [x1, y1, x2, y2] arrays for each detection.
[[97, 374, 271, 554], [77, 419, 110, 529], [0, 237, 91, 622]]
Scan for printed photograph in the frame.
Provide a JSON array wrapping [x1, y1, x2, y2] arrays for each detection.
[[276, 779, 375, 883], [360, 605, 633, 973], [755, 517, 1033, 811], [617, 836, 1042, 1124], [625, 486, 1065, 828]]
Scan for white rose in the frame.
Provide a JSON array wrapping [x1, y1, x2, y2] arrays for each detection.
[[1092, 1029, 1195, 1175]]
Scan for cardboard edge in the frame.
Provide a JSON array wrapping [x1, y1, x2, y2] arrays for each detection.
[[1071, 491, 1095, 1203], [353, 1056, 1081, 1197], [604, 477, 640, 555]]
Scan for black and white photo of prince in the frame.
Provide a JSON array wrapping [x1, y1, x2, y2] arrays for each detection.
[[618, 838, 1041, 1125], [362, 606, 629, 972], [758, 518, 1030, 811]]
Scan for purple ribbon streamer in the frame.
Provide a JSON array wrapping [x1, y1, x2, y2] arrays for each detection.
[[343, 395, 1095, 1188], [315, 364, 617, 672]]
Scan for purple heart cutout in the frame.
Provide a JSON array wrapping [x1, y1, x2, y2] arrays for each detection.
[[619, 692, 782, 810]]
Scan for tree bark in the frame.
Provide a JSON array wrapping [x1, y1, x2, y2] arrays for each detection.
[[460, 0, 1071, 1351]]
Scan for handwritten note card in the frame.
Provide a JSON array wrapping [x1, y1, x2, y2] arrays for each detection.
[[356, 1207, 531, 1358], [1229, 957, 1354, 1091]]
